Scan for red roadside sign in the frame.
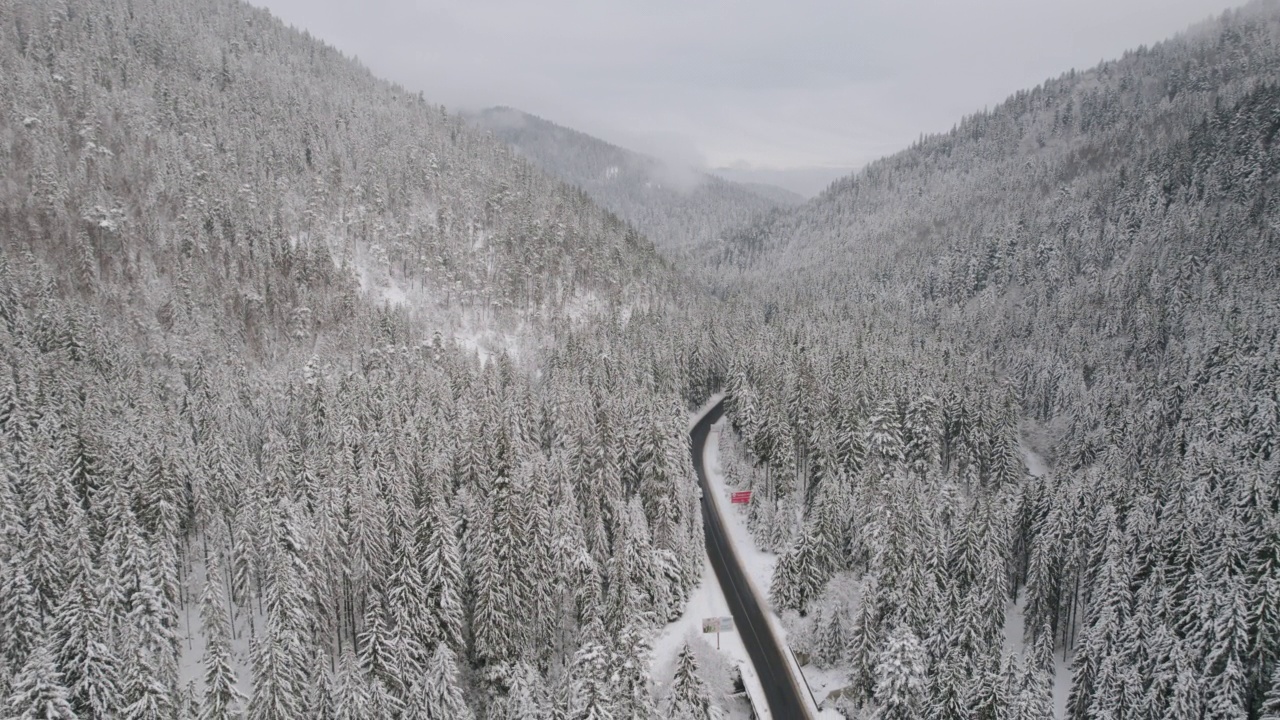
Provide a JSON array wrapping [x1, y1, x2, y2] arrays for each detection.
[[731, 490, 752, 504]]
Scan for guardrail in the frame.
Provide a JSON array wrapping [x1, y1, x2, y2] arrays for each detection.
[[692, 396, 818, 720]]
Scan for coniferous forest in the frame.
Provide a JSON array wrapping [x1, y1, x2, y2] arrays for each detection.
[[1, 0, 1278, 719]]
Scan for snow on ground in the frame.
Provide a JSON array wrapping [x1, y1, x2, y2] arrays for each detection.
[[651, 396, 763, 718], [562, 291, 606, 323], [699, 413, 1070, 718], [450, 324, 522, 366], [1002, 596, 1073, 719], [1014, 443, 1073, 719], [797, 664, 852, 710], [688, 393, 726, 431], [704, 418, 836, 719], [1021, 443, 1050, 478], [704, 420, 779, 612], [651, 558, 767, 720], [176, 555, 258, 704], [339, 237, 532, 366]]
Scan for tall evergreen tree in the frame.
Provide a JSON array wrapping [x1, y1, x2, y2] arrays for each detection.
[[4, 639, 76, 720], [664, 644, 719, 720], [199, 552, 245, 720], [871, 626, 926, 720]]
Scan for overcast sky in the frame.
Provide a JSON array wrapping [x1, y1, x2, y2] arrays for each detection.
[[253, 0, 1243, 177]]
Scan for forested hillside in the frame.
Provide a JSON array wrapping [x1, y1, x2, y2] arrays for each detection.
[[2, 0, 685, 341], [709, 3, 1280, 719], [0, 0, 724, 717], [471, 107, 799, 260], [6, 0, 1280, 718]]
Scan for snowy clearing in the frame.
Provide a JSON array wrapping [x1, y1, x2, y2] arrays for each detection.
[[176, 555, 256, 704]]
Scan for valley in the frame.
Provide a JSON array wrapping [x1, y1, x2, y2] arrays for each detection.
[[1, 1, 1278, 719]]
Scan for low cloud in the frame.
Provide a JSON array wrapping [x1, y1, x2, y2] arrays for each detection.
[[615, 130, 708, 194], [252, 0, 1242, 171]]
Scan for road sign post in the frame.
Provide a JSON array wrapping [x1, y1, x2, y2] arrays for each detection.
[[702, 616, 735, 649]]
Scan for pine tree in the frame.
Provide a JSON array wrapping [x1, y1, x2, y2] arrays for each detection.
[[813, 601, 850, 668], [871, 626, 926, 720], [929, 652, 971, 720], [1247, 512, 1280, 716], [523, 460, 557, 656], [1015, 660, 1054, 720], [490, 470, 532, 659], [54, 554, 122, 719], [848, 577, 884, 703], [356, 591, 403, 700], [665, 643, 718, 720], [468, 490, 507, 665], [413, 643, 474, 720], [569, 633, 619, 720], [199, 552, 244, 720], [22, 429, 71, 619], [43, 485, 112, 714], [614, 622, 658, 720], [386, 537, 431, 675], [490, 661, 547, 720], [246, 621, 303, 720], [1261, 663, 1280, 720], [0, 560, 41, 683], [331, 653, 370, 720], [306, 668, 338, 720], [419, 498, 465, 652], [1204, 577, 1250, 720], [364, 676, 403, 720], [4, 639, 76, 720], [120, 645, 173, 720]]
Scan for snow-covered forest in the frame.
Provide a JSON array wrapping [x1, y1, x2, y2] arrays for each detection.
[[700, 5, 1280, 719], [2, 0, 1279, 718], [0, 0, 722, 716]]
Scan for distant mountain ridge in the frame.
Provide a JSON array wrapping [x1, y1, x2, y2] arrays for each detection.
[[714, 2, 1280, 284], [470, 107, 801, 259], [710, 164, 857, 200]]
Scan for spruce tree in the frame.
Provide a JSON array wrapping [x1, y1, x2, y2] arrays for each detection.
[[415, 643, 474, 720], [419, 498, 465, 653], [569, 626, 620, 720], [872, 626, 926, 720], [1261, 663, 1280, 720], [246, 621, 302, 720], [199, 552, 244, 720], [4, 640, 76, 720], [614, 622, 658, 720], [665, 643, 718, 720]]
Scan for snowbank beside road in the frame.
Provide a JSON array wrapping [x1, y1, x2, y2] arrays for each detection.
[[650, 558, 769, 720], [688, 392, 726, 431], [649, 395, 765, 719], [705, 418, 832, 718], [704, 419, 777, 601]]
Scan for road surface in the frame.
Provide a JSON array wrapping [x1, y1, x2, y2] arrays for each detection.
[[691, 399, 814, 719]]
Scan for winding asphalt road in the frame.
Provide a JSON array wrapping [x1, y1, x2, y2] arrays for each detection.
[[691, 399, 813, 719]]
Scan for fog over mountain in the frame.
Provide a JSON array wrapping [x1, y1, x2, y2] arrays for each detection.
[[250, 0, 1243, 177], [3, 0, 1279, 719], [471, 107, 802, 258], [710, 165, 858, 200]]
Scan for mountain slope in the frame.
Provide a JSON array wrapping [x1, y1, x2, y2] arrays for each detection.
[[0, 0, 721, 718], [1, 0, 685, 347], [702, 4, 1280, 719], [471, 107, 800, 258]]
